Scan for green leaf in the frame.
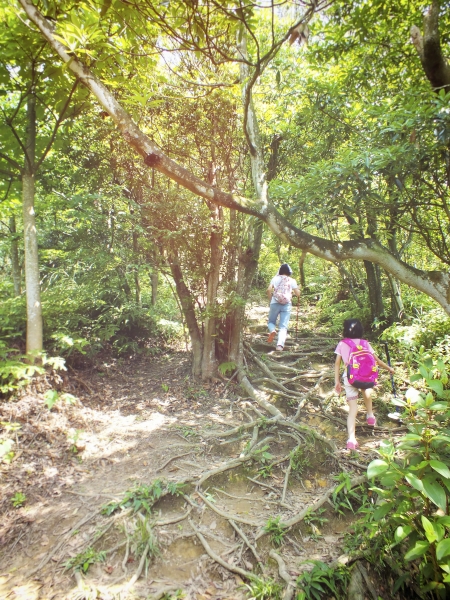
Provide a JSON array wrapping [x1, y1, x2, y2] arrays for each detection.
[[423, 477, 447, 511], [426, 380, 444, 397], [422, 516, 437, 542], [373, 502, 392, 520], [402, 434, 422, 441], [395, 525, 413, 543], [404, 540, 430, 561], [430, 460, 450, 479], [428, 402, 448, 410], [419, 365, 429, 379], [436, 539, 450, 561], [393, 573, 410, 593], [367, 459, 389, 478], [405, 472, 424, 492]]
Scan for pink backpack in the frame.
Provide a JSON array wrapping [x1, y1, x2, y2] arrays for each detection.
[[273, 276, 292, 304], [344, 339, 378, 389]]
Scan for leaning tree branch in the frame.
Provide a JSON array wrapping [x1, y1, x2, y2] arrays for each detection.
[[17, 0, 450, 314], [410, 0, 450, 93]]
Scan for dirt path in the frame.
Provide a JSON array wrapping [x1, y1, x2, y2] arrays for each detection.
[[0, 304, 400, 599]]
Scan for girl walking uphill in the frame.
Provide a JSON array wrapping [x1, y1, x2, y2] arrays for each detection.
[[267, 264, 301, 351], [334, 319, 395, 450]]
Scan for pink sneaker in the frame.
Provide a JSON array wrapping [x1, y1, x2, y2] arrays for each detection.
[[367, 416, 377, 426], [276, 345, 283, 351], [346, 441, 359, 450]]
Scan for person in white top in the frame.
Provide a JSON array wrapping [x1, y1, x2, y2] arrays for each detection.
[[266, 264, 301, 351]]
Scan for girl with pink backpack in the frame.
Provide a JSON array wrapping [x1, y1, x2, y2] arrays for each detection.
[[334, 319, 394, 450]]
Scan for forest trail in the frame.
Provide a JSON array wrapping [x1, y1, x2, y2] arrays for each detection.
[[0, 303, 401, 600]]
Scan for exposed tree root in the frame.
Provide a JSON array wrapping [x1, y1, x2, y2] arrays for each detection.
[[156, 451, 194, 473], [188, 519, 254, 581], [229, 519, 265, 572], [269, 550, 295, 600], [196, 490, 262, 527]]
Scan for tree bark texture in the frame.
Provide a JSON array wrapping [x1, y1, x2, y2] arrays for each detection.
[[168, 258, 203, 377], [23, 92, 43, 353], [10, 216, 21, 297], [363, 260, 384, 323], [18, 0, 450, 315], [410, 0, 450, 93], [150, 270, 158, 306], [201, 204, 223, 379]]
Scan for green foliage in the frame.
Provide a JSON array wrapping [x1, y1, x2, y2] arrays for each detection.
[[67, 429, 83, 453], [174, 425, 198, 439], [253, 445, 274, 464], [243, 577, 283, 600], [44, 389, 77, 410], [361, 359, 450, 596], [11, 492, 26, 507], [218, 361, 236, 376], [382, 309, 450, 366], [0, 343, 45, 394], [304, 508, 328, 529], [131, 517, 159, 559], [64, 547, 106, 574], [263, 516, 287, 547], [289, 440, 313, 476], [101, 479, 184, 516], [331, 472, 369, 517], [257, 464, 273, 479], [0, 439, 14, 464], [296, 561, 350, 600], [160, 591, 185, 600]]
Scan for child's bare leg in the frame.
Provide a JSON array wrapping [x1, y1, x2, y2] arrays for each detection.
[[362, 389, 374, 416], [347, 399, 358, 443]]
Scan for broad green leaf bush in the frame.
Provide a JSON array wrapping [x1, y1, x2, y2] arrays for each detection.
[[382, 309, 450, 365], [296, 560, 350, 600], [361, 359, 450, 597], [0, 296, 26, 344], [0, 343, 45, 395]]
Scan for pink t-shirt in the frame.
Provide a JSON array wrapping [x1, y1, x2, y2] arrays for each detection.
[[334, 339, 375, 366]]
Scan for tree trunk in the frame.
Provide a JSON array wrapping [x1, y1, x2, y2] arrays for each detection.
[[386, 271, 404, 320], [336, 262, 362, 308], [116, 265, 132, 299], [298, 250, 307, 289], [226, 26, 265, 367], [132, 231, 141, 305], [363, 260, 384, 325], [169, 258, 203, 377], [10, 216, 21, 297], [23, 93, 43, 353], [201, 204, 223, 379], [410, 0, 450, 93], [150, 270, 158, 306]]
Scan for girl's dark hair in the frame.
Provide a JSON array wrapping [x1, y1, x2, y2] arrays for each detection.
[[343, 318, 364, 339], [278, 263, 292, 276]]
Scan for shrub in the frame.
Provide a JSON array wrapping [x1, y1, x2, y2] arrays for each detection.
[[361, 358, 450, 597]]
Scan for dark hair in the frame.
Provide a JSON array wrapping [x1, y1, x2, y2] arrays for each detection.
[[278, 263, 292, 276], [343, 318, 364, 339]]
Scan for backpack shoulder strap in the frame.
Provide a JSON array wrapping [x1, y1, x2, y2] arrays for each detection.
[[342, 338, 357, 352]]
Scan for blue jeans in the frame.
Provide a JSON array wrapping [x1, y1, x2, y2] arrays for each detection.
[[268, 302, 292, 347]]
